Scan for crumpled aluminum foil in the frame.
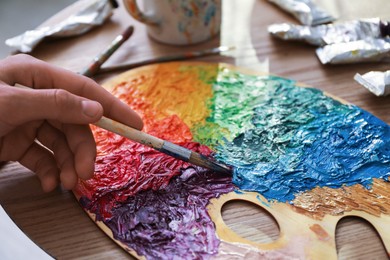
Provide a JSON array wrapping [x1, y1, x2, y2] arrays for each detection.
[[5, 0, 114, 53], [354, 70, 390, 96], [316, 38, 390, 64], [268, 18, 383, 46], [268, 0, 335, 26]]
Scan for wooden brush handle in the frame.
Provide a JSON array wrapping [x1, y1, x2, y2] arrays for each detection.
[[95, 117, 230, 174], [95, 116, 164, 149]]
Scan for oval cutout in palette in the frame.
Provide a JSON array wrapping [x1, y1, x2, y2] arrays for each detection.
[[73, 62, 390, 259], [221, 199, 280, 244], [335, 216, 388, 259]]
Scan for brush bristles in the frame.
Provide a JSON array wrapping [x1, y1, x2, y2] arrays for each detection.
[[122, 26, 134, 40], [189, 152, 232, 174]]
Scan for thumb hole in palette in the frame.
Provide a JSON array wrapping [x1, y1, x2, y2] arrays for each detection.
[[336, 216, 388, 260], [221, 200, 280, 244]]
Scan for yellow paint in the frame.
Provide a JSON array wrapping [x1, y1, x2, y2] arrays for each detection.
[[111, 63, 217, 142]]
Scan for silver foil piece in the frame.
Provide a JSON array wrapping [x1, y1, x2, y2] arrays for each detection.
[[354, 71, 390, 96], [316, 38, 390, 64], [268, 18, 383, 46], [268, 0, 335, 26], [5, 0, 113, 53]]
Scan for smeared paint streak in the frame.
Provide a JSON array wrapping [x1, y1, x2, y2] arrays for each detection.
[[309, 224, 330, 241], [190, 2, 199, 16], [217, 237, 308, 259], [292, 178, 390, 220], [257, 196, 271, 207], [204, 3, 216, 26]]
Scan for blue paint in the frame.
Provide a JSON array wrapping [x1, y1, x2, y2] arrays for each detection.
[[234, 189, 244, 194], [234, 107, 389, 202], [257, 195, 271, 207], [204, 4, 216, 25], [208, 72, 390, 202]]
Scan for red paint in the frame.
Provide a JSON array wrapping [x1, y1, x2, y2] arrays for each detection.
[[75, 72, 214, 219], [76, 126, 213, 219]]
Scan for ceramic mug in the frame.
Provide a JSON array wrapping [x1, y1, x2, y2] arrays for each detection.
[[123, 0, 221, 45]]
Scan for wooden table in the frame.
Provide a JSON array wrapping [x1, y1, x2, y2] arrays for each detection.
[[1, 0, 389, 259]]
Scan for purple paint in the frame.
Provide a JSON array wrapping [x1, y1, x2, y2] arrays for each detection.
[[80, 168, 234, 259]]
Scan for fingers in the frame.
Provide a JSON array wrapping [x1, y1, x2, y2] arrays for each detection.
[[0, 54, 143, 130], [1, 119, 96, 191], [0, 85, 103, 127], [18, 121, 97, 191], [58, 123, 96, 180], [36, 122, 79, 190], [0, 54, 144, 192], [18, 142, 60, 192], [37, 122, 96, 188]]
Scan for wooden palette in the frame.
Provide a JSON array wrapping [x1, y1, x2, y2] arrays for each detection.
[[73, 62, 390, 259]]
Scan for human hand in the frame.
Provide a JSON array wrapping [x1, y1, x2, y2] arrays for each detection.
[[0, 54, 143, 192]]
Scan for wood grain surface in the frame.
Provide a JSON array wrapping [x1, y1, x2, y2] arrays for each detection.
[[0, 0, 389, 259]]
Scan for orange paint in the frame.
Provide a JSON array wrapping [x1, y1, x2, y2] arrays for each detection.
[[309, 224, 330, 241], [113, 64, 216, 137], [292, 179, 390, 220], [191, 2, 200, 16], [129, 2, 137, 14]]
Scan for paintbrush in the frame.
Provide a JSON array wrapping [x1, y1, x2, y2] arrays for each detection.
[[95, 116, 232, 174], [16, 80, 232, 174], [96, 45, 235, 75], [79, 33, 231, 174], [80, 25, 134, 77]]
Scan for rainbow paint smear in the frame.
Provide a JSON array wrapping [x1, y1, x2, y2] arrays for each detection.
[[75, 63, 390, 259]]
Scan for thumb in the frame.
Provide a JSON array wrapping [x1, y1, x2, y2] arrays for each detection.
[[1, 86, 103, 126]]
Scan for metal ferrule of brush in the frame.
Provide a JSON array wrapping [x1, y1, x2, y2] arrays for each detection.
[[159, 141, 192, 162]]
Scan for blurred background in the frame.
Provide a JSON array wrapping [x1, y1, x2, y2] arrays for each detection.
[[0, 0, 75, 58], [1, 0, 390, 59]]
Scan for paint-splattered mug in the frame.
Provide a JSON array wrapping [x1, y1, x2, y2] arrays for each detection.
[[123, 0, 221, 45]]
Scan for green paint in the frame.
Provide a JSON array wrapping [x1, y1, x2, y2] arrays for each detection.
[[193, 69, 280, 147], [190, 67, 390, 202], [220, 79, 344, 165]]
